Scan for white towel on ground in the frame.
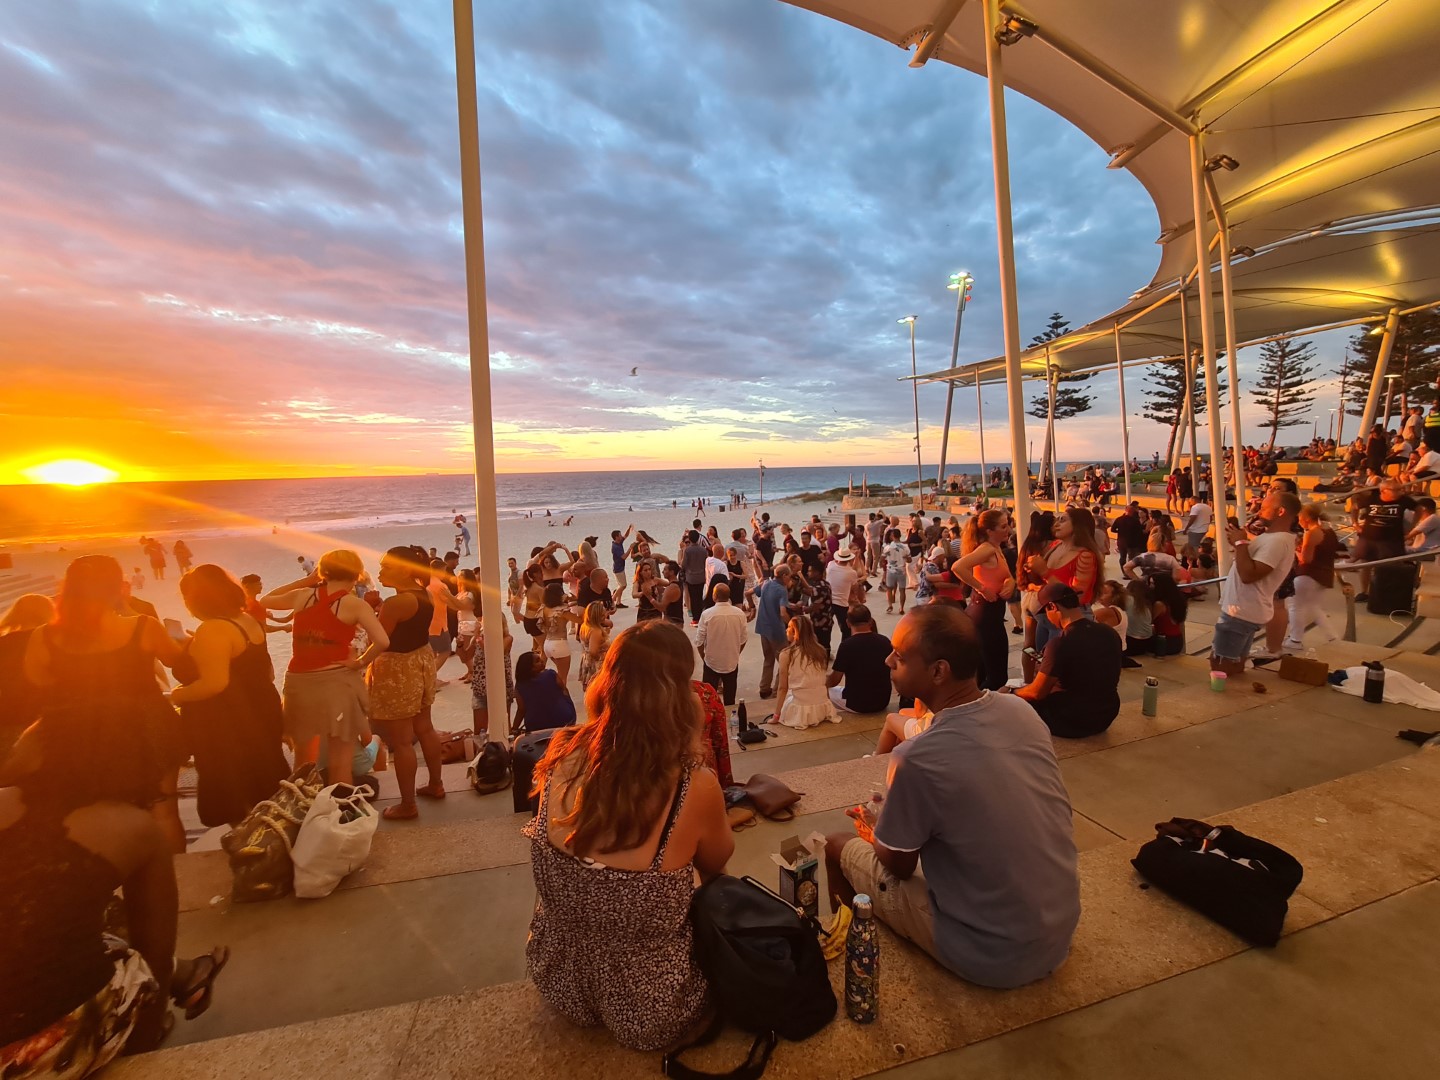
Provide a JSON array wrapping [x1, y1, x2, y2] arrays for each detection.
[[1331, 666, 1440, 710]]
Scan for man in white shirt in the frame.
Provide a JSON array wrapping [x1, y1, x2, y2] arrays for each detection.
[[865, 514, 887, 576], [1407, 448, 1440, 482], [1212, 492, 1301, 667], [1407, 498, 1440, 553], [825, 548, 861, 642], [696, 582, 748, 705], [1178, 497, 1213, 565]]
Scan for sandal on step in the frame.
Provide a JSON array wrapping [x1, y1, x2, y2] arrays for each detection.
[[382, 803, 420, 820], [173, 946, 229, 1020], [416, 783, 447, 800]]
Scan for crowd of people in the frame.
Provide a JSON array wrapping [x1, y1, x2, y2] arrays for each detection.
[[6, 444, 1439, 1070]]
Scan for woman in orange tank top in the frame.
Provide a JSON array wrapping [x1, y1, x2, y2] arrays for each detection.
[[951, 510, 1016, 690]]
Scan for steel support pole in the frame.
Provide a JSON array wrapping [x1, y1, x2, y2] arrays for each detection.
[[909, 320, 924, 502], [452, 0, 509, 742], [1189, 134, 1228, 577], [975, 379, 989, 503], [1206, 174, 1248, 525], [982, 0, 1033, 527], [1175, 290, 1194, 475], [1359, 307, 1401, 436], [1114, 327, 1133, 505], [1046, 363, 1060, 509]]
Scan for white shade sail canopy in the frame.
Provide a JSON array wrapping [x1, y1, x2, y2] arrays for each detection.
[[780, 0, 1440, 382]]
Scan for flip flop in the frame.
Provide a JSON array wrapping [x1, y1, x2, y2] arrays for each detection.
[[173, 946, 229, 1020], [382, 803, 420, 820]]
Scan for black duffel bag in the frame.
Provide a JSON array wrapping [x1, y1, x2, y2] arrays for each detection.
[[662, 875, 836, 1079], [1132, 818, 1303, 947]]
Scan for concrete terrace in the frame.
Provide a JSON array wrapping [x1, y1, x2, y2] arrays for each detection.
[[114, 572, 1440, 1079]]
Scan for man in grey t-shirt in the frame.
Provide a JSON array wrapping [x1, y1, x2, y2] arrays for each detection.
[[823, 604, 1080, 988]]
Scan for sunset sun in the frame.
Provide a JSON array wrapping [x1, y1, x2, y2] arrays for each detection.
[[22, 459, 121, 487]]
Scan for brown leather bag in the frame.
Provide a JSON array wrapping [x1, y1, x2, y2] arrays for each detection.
[[742, 773, 803, 820], [437, 730, 476, 765]]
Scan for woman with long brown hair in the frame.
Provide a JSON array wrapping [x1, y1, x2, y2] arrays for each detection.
[[170, 564, 287, 828], [773, 614, 838, 729], [952, 510, 1017, 690], [0, 593, 53, 761], [524, 621, 732, 1052], [1016, 511, 1056, 681], [1030, 507, 1104, 656], [19, 555, 188, 851]]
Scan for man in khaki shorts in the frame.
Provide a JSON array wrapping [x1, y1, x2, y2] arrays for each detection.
[[823, 605, 1080, 989]]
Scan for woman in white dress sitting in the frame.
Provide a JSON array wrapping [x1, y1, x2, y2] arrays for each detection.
[[772, 615, 838, 730]]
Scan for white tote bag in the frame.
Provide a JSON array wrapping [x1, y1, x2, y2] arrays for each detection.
[[291, 783, 379, 899]]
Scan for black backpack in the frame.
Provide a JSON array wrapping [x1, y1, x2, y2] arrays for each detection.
[[662, 875, 836, 1079], [467, 740, 512, 796]]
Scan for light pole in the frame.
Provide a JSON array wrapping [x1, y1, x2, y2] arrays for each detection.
[[899, 315, 923, 502], [1328, 409, 1337, 442], [758, 459, 765, 506], [937, 271, 973, 499]]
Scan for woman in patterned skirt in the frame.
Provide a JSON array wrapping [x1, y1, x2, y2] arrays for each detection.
[[524, 621, 733, 1051]]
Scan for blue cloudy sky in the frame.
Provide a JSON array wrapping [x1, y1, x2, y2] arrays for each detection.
[[0, 0, 1348, 482]]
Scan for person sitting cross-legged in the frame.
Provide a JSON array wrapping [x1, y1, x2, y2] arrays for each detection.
[[826, 604, 893, 715], [1005, 582, 1122, 739], [822, 605, 1079, 989]]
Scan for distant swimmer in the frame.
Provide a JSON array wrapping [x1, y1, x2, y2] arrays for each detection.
[[563, 515, 574, 527]]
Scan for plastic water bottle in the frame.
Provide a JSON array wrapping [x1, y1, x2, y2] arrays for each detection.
[[1363, 662, 1386, 704], [1142, 677, 1160, 717], [845, 894, 879, 1023]]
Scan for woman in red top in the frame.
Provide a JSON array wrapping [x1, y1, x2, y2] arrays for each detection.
[[1030, 507, 1104, 654], [259, 550, 388, 786]]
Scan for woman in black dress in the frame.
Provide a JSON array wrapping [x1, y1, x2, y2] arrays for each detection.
[[170, 565, 287, 828]]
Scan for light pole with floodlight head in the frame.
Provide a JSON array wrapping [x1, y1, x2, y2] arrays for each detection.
[[936, 271, 973, 499], [900, 315, 922, 500]]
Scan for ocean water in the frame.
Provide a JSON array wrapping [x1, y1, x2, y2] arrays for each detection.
[[0, 464, 1000, 545]]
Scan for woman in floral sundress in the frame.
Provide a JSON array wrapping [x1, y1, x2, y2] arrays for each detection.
[[523, 620, 733, 1051]]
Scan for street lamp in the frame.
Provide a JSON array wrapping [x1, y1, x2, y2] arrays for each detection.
[[1328, 408, 1337, 442], [936, 272, 974, 500], [899, 315, 923, 500]]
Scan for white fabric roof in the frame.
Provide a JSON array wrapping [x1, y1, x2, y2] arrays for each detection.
[[781, 0, 1440, 380]]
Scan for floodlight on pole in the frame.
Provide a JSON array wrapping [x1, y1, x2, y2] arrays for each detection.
[[900, 316, 923, 499], [936, 272, 974, 498]]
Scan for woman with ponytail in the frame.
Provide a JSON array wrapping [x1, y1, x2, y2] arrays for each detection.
[[951, 510, 1017, 689]]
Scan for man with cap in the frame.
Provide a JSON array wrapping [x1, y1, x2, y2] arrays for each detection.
[[825, 547, 861, 642], [1004, 582, 1121, 739]]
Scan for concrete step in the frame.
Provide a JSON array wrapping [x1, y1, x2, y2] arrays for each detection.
[[111, 749, 1440, 1080]]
